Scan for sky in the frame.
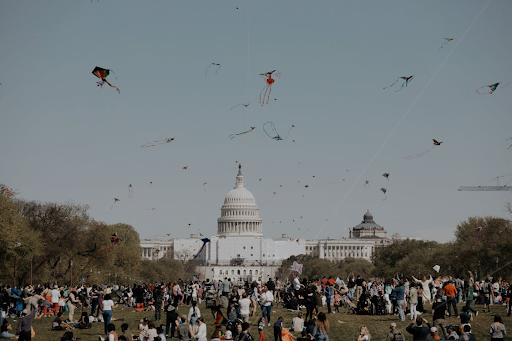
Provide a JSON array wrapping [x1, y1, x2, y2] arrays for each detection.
[[1, 0, 511, 243]]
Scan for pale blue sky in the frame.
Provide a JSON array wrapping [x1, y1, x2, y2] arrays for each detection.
[[1, 0, 511, 242]]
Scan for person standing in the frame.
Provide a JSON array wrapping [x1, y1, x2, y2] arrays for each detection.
[[489, 314, 506, 341], [164, 301, 178, 338], [465, 279, 478, 315], [16, 309, 37, 341], [260, 286, 274, 326], [153, 285, 164, 321], [273, 316, 283, 341], [51, 285, 60, 315], [67, 289, 81, 323], [326, 285, 333, 314], [431, 295, 448, 340], [193, 317, 207, 341], [239, 293, 252, 323], [409, 284, 419, 321], [102, 294, 117, 335], [444, 281, 459, 318], [222, 278, 231, 297], [392, 280, 406, 321]]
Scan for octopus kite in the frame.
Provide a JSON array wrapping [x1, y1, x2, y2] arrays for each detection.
[[439, 38, 454, 49], [263, 121, 294, 141], [229, 127, 256, 139], [383, 76, 414, 92], [141, 138, 175, 148], [402, 139, 442, 160], [380, 188, 387, 200], [193, 238, 211, 259], [259, 70, 281, 106], [92, 66, 120, 94], [205, 63, 221, 78], [476, 81, 511, 95]]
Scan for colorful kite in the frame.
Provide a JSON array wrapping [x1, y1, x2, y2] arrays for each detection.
[[230, 103, 250, 110], [476, 81, 511, 95], [263, 121, 294, 141], [205, 63, 221, 78], [402, 139, 442, 160], [111, 198, 120, 209], [439, 38, 454, 49], [141, 138, 174, 148], [128, 184, 133, 198], [364, 180, 370, 188], [383, 76, 414, 92], [91, 66, 120, 93], [382, 173, 390, 181], [380, 188, 387, 200], [229, 127, 256, 139], [288, 261, 303, 275], [259, 70, 281, 106], [193, 238, 211, 259]]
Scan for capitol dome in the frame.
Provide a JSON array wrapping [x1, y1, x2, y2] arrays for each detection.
[[217, 164, 263, 237]]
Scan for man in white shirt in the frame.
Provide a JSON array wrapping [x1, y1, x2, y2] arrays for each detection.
[[260, 286, 274, 326], [239, 293, 252, 323], [51, 285, 61, 315]]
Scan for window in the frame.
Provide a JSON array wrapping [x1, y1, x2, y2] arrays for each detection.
[[251, 254, 253, 256], [263, 254, 265, 257], [251, 246, 253, 249], [243, 246, 246, 249]]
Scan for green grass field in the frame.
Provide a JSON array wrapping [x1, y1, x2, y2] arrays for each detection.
[[12, 302, 511, 341]]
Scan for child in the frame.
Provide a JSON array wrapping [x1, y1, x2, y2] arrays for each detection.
[[274, 316, 283, 341], [258, 316, 266, 341]]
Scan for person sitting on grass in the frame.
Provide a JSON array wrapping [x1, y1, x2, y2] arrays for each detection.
[[52, 311, 74, 331]]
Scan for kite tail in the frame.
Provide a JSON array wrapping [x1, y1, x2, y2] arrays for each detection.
[[215, 65, 221, 74], [383, 195, 387, 201], [104, 80, 120, 94], [109, 70, 118, 79], [383, 78, 400, 90], [229, 134, 236, 139], [500, 80, 512, 89], [205, 64, 211, 78], [283, 126, 295, 140], [71, 244, 115, 284], [394, 81, 408, 92], [476, 86, 489, 95], [259, 85, 266, 104]]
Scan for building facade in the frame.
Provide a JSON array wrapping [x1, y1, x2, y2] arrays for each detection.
[[141, 165, 404, 281]]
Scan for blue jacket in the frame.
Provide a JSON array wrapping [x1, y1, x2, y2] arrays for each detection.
[[392, 285, 405, 301]]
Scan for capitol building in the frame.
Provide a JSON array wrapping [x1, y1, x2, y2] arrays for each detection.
[[141, 165, 404, 282]]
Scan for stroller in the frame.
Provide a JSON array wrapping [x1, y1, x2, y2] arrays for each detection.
[[205, 290, 217, 309], [342, 296, 357, 314]]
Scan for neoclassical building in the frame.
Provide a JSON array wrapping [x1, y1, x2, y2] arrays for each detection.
[[140, 165, 407, 281]]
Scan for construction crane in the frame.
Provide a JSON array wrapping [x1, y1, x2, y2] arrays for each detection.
[[458, 174, 512, 191]]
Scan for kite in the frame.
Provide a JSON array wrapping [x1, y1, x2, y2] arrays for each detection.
[[402, 139, 442, 160], [111, 198, 120, 209], [304, 185, 309, 188], [0, 183, 15, 197], [92, 66, 120, 94], [475, 226, 483, 239], [128, 184, 133, 198], [433, 265, 441, 273], [183, 166, 188, 170], [439, 38, 453, 49], [263, 121, 294, 141], [288, 261, 303, 275], [193, 238, 211, 259], [476, 81, 512, 95], [259, 70, 281, 106], [364, 180, 369, 188], [149, 182, 153, 187], [141, 138, 174, 148], [205, 63, 221, 78], [147, 208, 155, 210], [382, 173, 390, 181], [230, 103, 250, 110], [71, 233, 121, 284], [229, 126, 256, 139], [380, 188, 387, 200], [383, 76, 414, 92]]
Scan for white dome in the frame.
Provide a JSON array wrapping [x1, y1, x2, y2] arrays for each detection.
[[224, 187, 257, 204], [217, 165, 263, 237]]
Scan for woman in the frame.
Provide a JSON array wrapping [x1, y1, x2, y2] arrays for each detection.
[[316, 312, 329, 341], [188, 301, 201, 336], [357, 325, 371, 341], [193, 317, 207, 341], [416, 284, 424, 314], [102, 294, 117, 335], [489, 314, 506, 341], [466, 279, 478, 315], [210, 329, 222, 341], [0, 320, 17, 339], [106, 323, 118, 341], [75, 311, 92, 329], [145, 321, 158, 341]]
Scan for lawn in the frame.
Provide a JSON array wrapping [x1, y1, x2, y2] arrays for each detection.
[[16, 302, 511, 340]]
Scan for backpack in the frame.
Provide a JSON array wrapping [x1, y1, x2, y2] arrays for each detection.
[[60, 331, 74, 341], [392, 331, 404, 341]]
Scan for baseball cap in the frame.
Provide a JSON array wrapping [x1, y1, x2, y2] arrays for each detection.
[[390, 323, 396, 328], [446, 325, 455, 330], [430, 327, 437, 333]]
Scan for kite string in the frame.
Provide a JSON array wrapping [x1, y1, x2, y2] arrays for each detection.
[[244, 0, 251, 169], [313, 0, 492, 240]]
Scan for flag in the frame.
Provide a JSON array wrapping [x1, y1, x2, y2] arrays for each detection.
[[212, 308, 228, 326]]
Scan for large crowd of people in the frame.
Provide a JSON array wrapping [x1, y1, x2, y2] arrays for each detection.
[[0, 273, 510, 340]]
